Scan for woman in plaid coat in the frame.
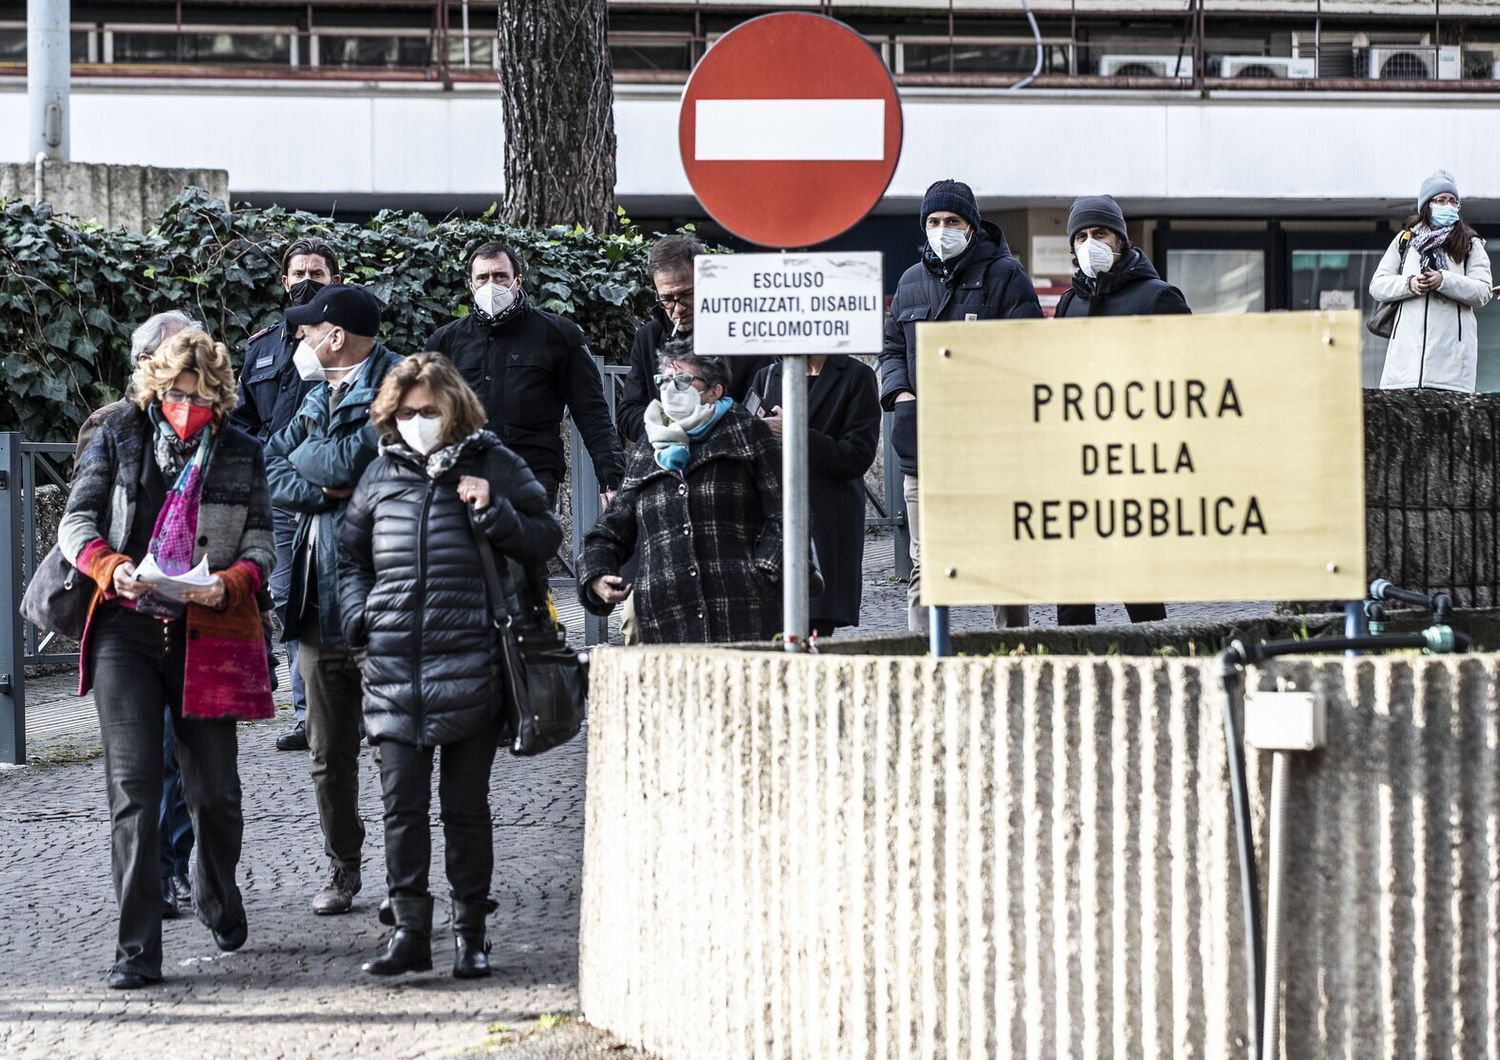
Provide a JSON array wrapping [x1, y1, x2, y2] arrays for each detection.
[[580, 344, 782, 644]]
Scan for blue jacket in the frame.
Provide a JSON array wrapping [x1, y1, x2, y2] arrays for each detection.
[[231, 321, 315, 445], [877, 221, 1042, 475], [265, 341, 402, 643]]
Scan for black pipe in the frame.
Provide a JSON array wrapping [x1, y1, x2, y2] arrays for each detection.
[[1219, 645, 1263, 1060]]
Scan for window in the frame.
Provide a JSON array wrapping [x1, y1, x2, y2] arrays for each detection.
[[1166, 248, 1266, 314], [1289, 248, 1389, 385]]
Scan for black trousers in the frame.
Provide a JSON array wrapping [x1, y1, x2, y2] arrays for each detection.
[[90, 606, 245, 978], [1057, 602, 1168, 626], [297, 617, 366, 872], [378, 733, 497, 910]]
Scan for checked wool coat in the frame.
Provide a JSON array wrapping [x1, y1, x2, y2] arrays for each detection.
[[579, 402, 782, 645]]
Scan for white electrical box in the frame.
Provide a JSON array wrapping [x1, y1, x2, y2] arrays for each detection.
[[1244, 690, 1327, 751]]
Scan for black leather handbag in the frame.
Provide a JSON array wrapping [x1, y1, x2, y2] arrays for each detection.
[[20, 544, 93, 641], [467, 509, 586, 757]]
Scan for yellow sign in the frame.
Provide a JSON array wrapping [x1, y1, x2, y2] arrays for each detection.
[[915, 310, 1365, 605]]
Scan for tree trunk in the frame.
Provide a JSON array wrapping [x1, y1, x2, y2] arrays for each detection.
[[497, 0, 618, 231]]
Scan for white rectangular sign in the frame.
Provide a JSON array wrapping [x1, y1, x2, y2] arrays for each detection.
[[693, 252, 884, 356], [694, 99, 886, 161]]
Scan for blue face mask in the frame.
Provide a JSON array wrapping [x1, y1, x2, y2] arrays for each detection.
[[1430, 204, 1460, 228]]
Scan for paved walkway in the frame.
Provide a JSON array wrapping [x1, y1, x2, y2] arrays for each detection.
[[0, 532, 1271, 1058]]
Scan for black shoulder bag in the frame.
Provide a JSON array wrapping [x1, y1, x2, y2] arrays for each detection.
[[466, 506, 587, 757]]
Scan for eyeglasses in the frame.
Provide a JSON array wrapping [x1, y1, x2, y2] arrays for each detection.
[[394, 405, 441, 421], [163, 389, 214, 407], [654, 372, 704, 391], [656, 289, 693, 309]]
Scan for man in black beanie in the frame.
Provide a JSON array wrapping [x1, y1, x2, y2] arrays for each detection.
[[1053, 194, 1189, 627], [878, 178, 1043, 633]]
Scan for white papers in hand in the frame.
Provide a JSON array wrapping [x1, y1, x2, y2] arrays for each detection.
[[135, 554, 216, 601]]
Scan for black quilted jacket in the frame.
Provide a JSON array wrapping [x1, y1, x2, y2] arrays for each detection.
[[337, 431, 562, 747]]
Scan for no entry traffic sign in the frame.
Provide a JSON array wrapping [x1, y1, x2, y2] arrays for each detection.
[[679, 13, 904, 248]]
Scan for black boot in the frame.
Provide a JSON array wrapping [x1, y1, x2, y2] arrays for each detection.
[[451, 900, 492, 979], [362, 895, 433, 977]]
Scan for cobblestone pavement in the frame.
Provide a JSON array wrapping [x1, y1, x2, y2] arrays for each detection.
[[0, 530, 1269, 1058]]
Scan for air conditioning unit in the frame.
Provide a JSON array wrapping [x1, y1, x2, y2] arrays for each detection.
[[1098, 54, 1192, 78], [1218, 55, 1316, 79], [1366, 45, 1461, 80]]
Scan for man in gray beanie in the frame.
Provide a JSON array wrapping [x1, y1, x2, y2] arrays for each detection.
[[878, 178, 1042, 633], [1053, 195, 1189, 626]]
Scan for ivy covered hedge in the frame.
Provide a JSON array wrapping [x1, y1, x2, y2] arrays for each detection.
[[0, 188, 669, 441]]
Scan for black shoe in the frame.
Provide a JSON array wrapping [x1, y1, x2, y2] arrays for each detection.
[[107, 969, 159, 990], [363, 928, 432, 976], [212, 919, 248, 953], [452, 932, 492, 979], [275, 720, 308, 752], [162, 881, 181, 920], [169, 874, 193, 907]]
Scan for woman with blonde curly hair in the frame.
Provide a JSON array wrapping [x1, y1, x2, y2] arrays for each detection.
[[58, 328, 276, 989], [339, 352, 560, 978]]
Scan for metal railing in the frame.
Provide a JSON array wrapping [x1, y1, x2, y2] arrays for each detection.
[[0, 434, 78, 765]]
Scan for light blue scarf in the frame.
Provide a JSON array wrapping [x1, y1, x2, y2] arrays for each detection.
[[651, 397, 732, 472]]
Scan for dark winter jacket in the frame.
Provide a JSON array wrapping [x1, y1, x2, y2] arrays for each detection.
[[878, 221, 1043, 475], [337, 431, 562, 747], [426, 306, 624, 492], [265, 341, 402, 644], [1054, 248, 1191, 319], [231, 321, 315, 445], [616, 314, 771, 445], [579, 403, 782, 644], [750, 356, 880, 629]]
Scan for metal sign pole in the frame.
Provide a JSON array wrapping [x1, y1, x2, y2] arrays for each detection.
[[782, 355, 810, 653]]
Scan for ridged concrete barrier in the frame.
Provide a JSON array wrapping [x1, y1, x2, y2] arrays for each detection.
[[578, 647, 1500, 1059]]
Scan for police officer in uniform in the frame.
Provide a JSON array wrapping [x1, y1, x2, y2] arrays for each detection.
[[233, 238, 340, 752]]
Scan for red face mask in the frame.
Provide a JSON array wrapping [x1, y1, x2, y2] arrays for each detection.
[[162, 400, 214, 441]]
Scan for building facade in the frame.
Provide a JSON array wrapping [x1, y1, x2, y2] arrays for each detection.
[[4, 0, 1500, 383]]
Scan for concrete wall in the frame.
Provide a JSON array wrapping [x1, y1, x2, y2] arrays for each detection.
[[0, 160, 227, 232], [580, 645, 1500, 1058]]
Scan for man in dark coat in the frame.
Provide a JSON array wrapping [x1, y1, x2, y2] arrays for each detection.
[[265, 284, 401, 918], [1054, 194, 1190, 626], [751, 354, 881, 636], [616, 233, 770, 446], [878, 178, 1043, 633], [424, 241, 623, 508], [231, 237, 340, 753]]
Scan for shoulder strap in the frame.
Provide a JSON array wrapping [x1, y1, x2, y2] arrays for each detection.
[[465, 507, 511, 629]]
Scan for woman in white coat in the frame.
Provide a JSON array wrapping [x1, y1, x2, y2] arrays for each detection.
[[1371, 170, 1493, 392]]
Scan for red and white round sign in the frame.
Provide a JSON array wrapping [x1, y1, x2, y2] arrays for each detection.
[[678, 13, 904, 249]]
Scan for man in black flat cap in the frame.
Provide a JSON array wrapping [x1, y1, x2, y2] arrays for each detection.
[[265, 284, 401, 917]]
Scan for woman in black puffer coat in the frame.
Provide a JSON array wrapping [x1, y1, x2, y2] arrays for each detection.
[[338, 352, 561, 981]]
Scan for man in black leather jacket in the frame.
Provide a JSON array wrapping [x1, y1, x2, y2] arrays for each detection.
[[424, 241, 623, 509], [877, 179, 1043, 633]]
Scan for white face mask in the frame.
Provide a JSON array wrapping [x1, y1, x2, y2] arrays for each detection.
[[475, 281, 516, 318], [292, 332, 332, 382], [1077, 237, 1117, 279], [397, 414, 444, 455], [660, 385, 702, 422], [926, 227, 971, 262]]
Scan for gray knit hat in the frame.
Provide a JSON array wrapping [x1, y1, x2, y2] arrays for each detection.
[[1418, 170, 1459, 213], [1067, 195, 1128, 242]]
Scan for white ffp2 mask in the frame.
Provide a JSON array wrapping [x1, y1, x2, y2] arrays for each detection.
[[926, 227, 971, 262], [397, 414, 444, 455], [292, 334, 331, 382], [1077, 237, 1117, 279], [475, 282, 516, 318]]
